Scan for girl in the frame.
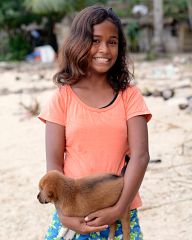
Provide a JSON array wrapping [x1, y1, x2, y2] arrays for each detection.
[[39, 5, 152, 240]]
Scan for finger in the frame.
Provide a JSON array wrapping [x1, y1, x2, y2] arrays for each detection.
[[85, 212, 97, 222], [86, 218, 101, 227], [85, 224, 108, 233]]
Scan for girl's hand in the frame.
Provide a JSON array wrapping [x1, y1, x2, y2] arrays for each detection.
[[59, 213, 108, 234], [84, 206, 121, 227]]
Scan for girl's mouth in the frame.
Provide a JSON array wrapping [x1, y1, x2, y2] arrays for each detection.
[[93, 57, 110, 64]]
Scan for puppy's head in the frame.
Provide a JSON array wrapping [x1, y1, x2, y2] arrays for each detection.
[[37, 170, 63, 204]]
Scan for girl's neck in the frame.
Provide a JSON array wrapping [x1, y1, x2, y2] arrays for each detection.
[[74, 73, 110, 90]]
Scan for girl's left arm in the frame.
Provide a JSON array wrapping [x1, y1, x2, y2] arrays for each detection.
[[85, 115, 149, 226]]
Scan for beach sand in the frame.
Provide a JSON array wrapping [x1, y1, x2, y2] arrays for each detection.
[[0, 54, 191, 239]]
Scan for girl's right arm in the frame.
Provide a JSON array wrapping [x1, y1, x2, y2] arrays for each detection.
[[45, 121, 65, 172], [45, 121, 108, 234], [57, 210, 109, 235]]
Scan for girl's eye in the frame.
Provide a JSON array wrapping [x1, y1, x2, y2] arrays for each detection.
[[109, 40, 117, 45], [92, 39, 100, 44]]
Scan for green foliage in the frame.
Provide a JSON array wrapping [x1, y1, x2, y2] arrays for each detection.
[[109, 0, 151, 19], [24, 0, 108, 15], [126, 21, 139, 52], [0, 31, 31, 61], [0, 0, 109, 61], [114, 7, 132, 18], [0, 0, 109, 30], [1, 0, 188, 61], [73, 0, 108, 11], [112, 0, 188, 21], [24, 0, 73, 15], [164, 0, 188, 20], [126, 0, 149, 5], [0, 0, 43, 61], [9, 32, 31, 60], [0, 0, 42, 29], [0, 32, 9, 60], [145, 49, 157, 61]]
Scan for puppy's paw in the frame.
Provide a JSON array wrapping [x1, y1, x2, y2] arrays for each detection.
[[57, 226, 68, 238], [57, 226, 76, 240], [64, 229, 76, 240]]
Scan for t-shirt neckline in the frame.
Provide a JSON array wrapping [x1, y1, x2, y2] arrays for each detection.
[[67, 85, 121, 112]]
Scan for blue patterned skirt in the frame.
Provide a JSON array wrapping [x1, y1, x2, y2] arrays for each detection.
[[45, 209, 143, 240]]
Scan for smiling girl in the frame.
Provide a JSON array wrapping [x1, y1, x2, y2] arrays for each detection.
[[39, 5, 152, 240]]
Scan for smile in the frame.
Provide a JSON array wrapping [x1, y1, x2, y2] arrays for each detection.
[[93, 57, 110, 63]]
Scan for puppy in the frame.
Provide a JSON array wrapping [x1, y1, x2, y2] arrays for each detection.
[[37, 170, 130, 239]]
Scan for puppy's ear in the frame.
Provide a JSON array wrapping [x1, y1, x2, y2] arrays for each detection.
[[47, 191, 53, 198], [47, 189, 58, 202], [47, 190, 54, 199]]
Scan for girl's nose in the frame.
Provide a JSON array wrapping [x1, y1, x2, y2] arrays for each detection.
[[98, 42, 109, 53]]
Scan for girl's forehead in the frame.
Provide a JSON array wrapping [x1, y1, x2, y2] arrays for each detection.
[[92, 20, 118, 37]]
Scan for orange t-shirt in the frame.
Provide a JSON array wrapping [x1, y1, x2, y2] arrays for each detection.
[[39, 84, 152, 209]]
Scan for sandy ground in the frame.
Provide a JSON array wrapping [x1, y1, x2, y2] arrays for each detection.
[[0, 54, 192, 240]]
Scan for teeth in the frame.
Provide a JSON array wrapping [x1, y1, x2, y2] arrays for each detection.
[[95, 57, 109, 60], [94, 57, 109, 63]]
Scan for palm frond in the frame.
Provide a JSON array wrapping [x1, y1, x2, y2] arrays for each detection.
[[24, 0, 73, 14]]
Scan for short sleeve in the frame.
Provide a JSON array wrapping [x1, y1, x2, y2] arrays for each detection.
[[122, 85, 152, 122], [38, 86, 67, 126]]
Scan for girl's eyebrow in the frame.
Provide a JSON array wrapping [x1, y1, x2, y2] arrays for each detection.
[[93, 35, 118, 39]]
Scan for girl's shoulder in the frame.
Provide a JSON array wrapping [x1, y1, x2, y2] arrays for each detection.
[[121, 84, 152, 122], [56, 84, 68, 93], [46, 85, 70, 108], [52, 84, 70, 97], [121, 84, 141, 99]]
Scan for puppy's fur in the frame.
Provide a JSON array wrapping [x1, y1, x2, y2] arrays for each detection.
[[37, 170, 130, 239]]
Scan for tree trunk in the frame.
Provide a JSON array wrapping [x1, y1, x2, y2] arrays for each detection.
[[153, 0, 164, 53], [187, 0, 192, 28]]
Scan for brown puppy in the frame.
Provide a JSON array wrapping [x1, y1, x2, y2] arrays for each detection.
[[37, 170, 130, 239]]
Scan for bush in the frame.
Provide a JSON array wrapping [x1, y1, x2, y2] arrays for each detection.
[[0, 31, 31, 61], [126, 21, 140, 52]]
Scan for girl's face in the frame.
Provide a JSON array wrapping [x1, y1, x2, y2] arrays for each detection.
[[88, 20, 119, 76]]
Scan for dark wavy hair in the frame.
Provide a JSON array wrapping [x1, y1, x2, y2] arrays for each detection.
[[53, 5, 134, 91]]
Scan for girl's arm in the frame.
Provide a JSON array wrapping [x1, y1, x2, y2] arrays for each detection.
[[45, 121, 108, 233], [45, 121, 65, 172], [85, 115, 149, 226], [115, 115, 149, 213]]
